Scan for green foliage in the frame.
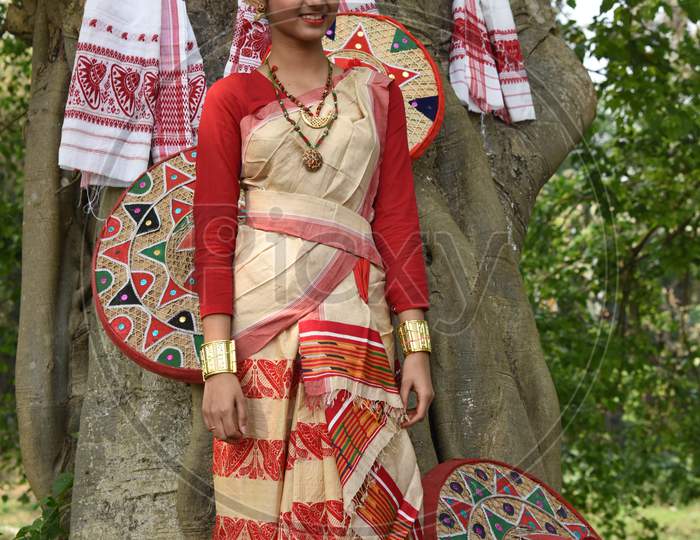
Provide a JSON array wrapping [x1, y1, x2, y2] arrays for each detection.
[[524, 2, 700, 539], [0, 3, 30, 477], [13, 472, 73, 540]]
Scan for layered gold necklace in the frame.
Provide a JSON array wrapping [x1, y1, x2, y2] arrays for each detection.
[[264, 55, 340, 172]]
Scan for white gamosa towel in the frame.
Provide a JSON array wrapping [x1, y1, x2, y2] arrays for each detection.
[[449, 0, 536, 123], [59, 0, 205, 189]]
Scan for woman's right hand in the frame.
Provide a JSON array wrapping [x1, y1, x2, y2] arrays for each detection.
[[202, 372, 249, 443]]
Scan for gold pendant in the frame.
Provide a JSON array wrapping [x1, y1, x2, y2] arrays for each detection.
[[301, 108, 333, 129], [303, 148, 323, 171]]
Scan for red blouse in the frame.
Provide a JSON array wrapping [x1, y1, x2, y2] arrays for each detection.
[[193, 69, 430, 319]]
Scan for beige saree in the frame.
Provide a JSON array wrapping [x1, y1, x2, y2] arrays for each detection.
[[211, 66, 424, 540]]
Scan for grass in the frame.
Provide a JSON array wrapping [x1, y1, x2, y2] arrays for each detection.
[[0, 470, 698, 539], [624, 500, 700, 540], [0, 472, 39, 539]]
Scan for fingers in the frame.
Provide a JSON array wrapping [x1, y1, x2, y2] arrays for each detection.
[[220, 403, 242, 442], [399, 376, 411, 410], [400, 407, 417, 428], [236, 393, 249, 436], [212, 415, 227, 442], [413, 386, 431, 423], [399, 377, 417, 428], [202, 377, 248, 443], [400, 383, 434, 428], [202, 399, 219, 437]]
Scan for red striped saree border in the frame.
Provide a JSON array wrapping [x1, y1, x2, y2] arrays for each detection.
[[298, 319, 404, 408], [297, 318, 422, 538]]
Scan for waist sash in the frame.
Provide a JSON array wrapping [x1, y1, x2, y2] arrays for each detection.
[[242, 189, 383, 268], [231, 189, 382, 359]]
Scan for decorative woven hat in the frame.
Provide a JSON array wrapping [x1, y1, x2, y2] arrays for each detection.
[[421, 458, 601, 540], [92, 13, 444, 383], [321, 12, 444, 158], [92, 149, 203, 382]]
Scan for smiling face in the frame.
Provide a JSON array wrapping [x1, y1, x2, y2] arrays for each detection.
[[264, 0, 339, 43]]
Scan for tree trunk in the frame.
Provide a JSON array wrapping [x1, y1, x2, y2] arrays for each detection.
[[12, 0, 596, 536]]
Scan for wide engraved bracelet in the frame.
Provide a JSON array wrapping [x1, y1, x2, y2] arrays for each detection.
[[200, 339, 237, 382], [397, 319, 431, 355]]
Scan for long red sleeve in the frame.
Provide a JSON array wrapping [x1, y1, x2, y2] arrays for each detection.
[[193, 79, 243, 319], [370, 80, 431, 314]]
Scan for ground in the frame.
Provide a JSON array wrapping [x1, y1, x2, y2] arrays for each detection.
[[2, 471, 699, 539]]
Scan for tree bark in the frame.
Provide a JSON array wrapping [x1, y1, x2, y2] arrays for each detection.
[[13, 0, 87, 501], [13, 0, 596, 536]]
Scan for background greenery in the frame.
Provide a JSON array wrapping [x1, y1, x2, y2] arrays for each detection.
[[0, 0, 31, 534], [523, 1, 699, 538], [0, 1, 697, 539]]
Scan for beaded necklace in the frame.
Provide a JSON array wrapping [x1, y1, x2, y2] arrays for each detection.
[[264, 56, 340, 172]]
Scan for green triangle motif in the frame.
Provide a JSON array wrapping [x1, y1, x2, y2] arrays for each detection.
[[526, 486, 554, 516], [129, 173, 153, 195], [95, 270, 113, 294], [139, 241, 167, 264], [157, 347, 182, 368], [193, 334, 204, 363], [462, 473, 492, 504], [173, 213, 192, 233], [390, 28, 417, 52], [484, 507, 516, 540]]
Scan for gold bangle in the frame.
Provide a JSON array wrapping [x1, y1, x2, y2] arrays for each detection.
[[200, 339, 237, 382], [397, 319, 431, 355]]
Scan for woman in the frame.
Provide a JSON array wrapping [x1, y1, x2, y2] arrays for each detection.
[[192, 1, 434, 537]]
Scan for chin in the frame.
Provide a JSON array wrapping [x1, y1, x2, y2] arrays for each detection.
[[296, 27, 331, 41]]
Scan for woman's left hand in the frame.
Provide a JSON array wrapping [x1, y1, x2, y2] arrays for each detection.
[[398, 351, 434, 428]]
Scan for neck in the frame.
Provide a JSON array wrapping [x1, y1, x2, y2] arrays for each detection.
[[266, 31, 329, 80]]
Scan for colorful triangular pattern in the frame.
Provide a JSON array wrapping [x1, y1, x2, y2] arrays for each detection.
[[325, 19, 336, 40], [460, 471, 492, 504], [143, 316, 176, 350], [102, 216, 122, 239], [164, 164, 192, 192], [171, 198, 191, 226], [157, 346, 183, 367], [109, 315, 132, 341], [103, 240, 131, 265], [131, 271, 155, 298], [484, 507, 517, 539], [409, 95, 439, 122], [494, 470, 521, 497], [95, 270, 113, 294], [136, 206, 161, 236], [139, 241, 167, 265], [167, 310, 196, 332], [128, 173, 153, 195], [125, 203, 151, 225], [389, 28, 417, 52], [108, 281, 140, 307], [527, 486, 555, 516], [158, 276, 192, 308]]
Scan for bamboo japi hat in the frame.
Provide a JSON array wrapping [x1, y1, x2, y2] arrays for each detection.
[[92, 12, 445, 383], [322, 12, 444, 158], [421, 458, 602, 540]]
